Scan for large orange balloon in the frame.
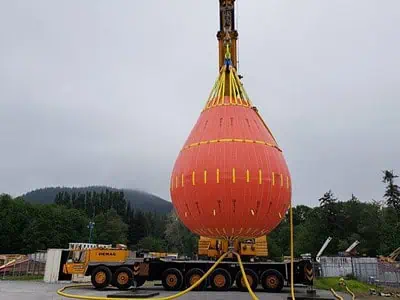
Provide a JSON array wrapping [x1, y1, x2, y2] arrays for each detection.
[[170, 66, 291, 240]]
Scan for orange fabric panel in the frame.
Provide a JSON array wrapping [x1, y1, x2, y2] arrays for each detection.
[[170, 99, 291, 239]]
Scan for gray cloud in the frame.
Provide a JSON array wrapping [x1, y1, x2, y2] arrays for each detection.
[[1, 0, 399, 206]]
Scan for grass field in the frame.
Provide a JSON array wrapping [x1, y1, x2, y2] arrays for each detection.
[[314, 277, 381, 295], [0, 275, 44, 281]]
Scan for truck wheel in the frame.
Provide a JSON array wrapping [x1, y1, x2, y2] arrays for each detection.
[[235, 268, 259, 292], [210, 268, 231, 291], [162, 268, 183, 291], [91, 266, 112, 289], [261, 269, 284, 292], [113, 267, 133, 290], [185, 268, 207, 290]]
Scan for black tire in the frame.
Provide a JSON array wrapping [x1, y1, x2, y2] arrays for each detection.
[[185, 268, 207, 290], [91, 266, 112, 289], [235, 268, 259, 292], [210, 268, 232, 291], [261, 269, 284, 292], [113, 267, 133, 290], [162, 268, 184, 291]]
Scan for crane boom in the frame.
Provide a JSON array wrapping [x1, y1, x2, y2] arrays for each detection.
[[345, 240, 360, 253], [217, 0, 238, 69], [316, 237, 332, 262], [389, 247, 400, 261]]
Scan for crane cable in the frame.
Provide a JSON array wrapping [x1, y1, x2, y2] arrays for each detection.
[[56, 250, 259, 300]]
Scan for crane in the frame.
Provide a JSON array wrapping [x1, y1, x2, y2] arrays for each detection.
[[316, 237, 332, 263], [379, 247, 400, 264], [345, 240, 360, 254]]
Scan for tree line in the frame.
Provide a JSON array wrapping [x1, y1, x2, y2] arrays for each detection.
[[268, 170, 400, 259], [0, 189, 196, 256], [1, 170, 399, 259]]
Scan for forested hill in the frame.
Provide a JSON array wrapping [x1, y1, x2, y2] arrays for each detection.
[[22, 186, 173, 213]]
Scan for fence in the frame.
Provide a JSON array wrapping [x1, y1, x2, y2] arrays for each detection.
[[1, 252, 47, 279], [318, 256, 400, 288]]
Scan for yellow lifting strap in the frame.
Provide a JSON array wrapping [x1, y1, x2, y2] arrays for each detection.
[[225, 43, 231, 60]]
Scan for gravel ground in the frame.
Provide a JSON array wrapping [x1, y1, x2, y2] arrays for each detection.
[[0, 280, 352, 300]]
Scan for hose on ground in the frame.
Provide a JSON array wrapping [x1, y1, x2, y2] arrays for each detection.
[[346, 286, 355, 300], [330, 288, 344, 300]]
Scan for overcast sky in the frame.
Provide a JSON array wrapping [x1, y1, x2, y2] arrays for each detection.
[[1, 0, 399, 207]]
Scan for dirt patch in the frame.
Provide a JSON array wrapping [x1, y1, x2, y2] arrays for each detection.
[[356, 287, 400, 299]]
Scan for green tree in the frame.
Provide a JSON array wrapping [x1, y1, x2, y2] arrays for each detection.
[[114, 191, 127, 216], [164, 211, 198, 256], [137, 236, 166, 252], [293, 207, 328, 256], [64, 192, 72, 208], [128, 211, 148, 247], [21, 205, 89, 252], [0, 195, 32, 253], [382, 170, 400, 217], [125, 201, 132, 224], [292, 205, 312, 226], [93, 209, 128, 245]]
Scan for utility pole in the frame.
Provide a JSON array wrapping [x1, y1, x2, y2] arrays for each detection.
[[88, 221, 95, 244]]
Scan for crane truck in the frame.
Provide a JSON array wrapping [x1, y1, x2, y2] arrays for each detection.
[[62, 236, 313, 292]]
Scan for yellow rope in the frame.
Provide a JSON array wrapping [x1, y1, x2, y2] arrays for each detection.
[[205, 67, 224, 109], [290, 202, 296, 300], [221, 70, 226, 105], [232, 69, 253, 106], [204, 63, 252, 110], [232, 69, 240, 105], [330, 288, 344, 300], [210, 69, 225, 107], [252, 107, 280, 146], [339, 278, 355, 300], [215, 71, 225, 106], [233, 252, 259, 300], [229, 66, 233, 105], [346, 286, 356, 300]]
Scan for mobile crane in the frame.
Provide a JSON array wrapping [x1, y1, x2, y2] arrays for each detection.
[[62, 237, 313, 292]]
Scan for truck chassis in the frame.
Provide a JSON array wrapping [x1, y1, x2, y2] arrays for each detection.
[[86, 257, 314, 292]]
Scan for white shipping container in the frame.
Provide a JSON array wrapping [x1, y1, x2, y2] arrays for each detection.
[[44, 249, 63, 283]]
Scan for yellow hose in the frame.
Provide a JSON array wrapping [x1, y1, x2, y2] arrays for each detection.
[[290, 202, 295, 300], [345, 286, 355, 300], [330, 288, 344, 300], [233, 251, 259, 300], [337, 277, 355, 300]]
